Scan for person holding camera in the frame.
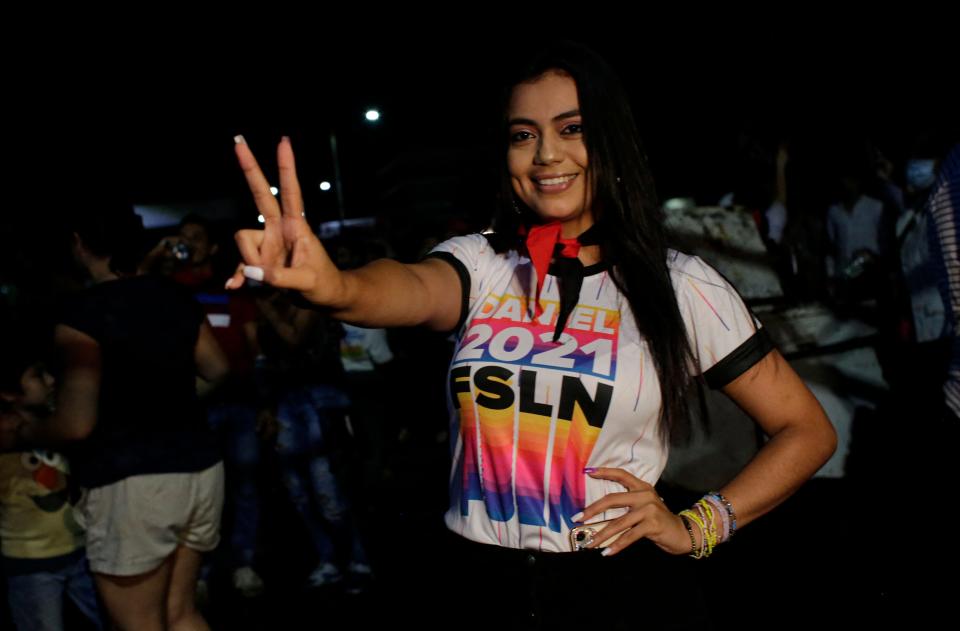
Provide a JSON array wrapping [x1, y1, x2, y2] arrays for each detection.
[[3, 203, 229, 630], [146, 214, 269, 597]]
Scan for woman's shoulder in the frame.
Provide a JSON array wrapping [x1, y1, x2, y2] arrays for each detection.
[[436, 232, 517, 251], [665, 250, 740, 298], [430, 233, 519, 265], [666, 249, 708, 277]]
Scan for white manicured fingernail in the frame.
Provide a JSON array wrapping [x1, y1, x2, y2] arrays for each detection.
[[243, 266, 264, 281], [601, 548, 613, 557], [234, 135, 246, 145], [571, 512, 584, 522]]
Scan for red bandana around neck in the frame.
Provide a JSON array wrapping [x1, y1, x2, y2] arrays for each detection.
[[519, 221, 594, 331], [524, 222, 581, 313]]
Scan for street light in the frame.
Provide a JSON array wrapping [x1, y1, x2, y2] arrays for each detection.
[[328, 108, 381, 224], [329, 132, 346, 223]]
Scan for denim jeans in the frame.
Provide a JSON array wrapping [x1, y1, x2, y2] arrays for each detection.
[[275, 384, 367, 567], [207, 403, 260, 567], [5, 552, 104, 631]]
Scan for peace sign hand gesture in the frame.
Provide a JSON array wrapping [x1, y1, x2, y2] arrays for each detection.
[[226, 136, 347, 308]]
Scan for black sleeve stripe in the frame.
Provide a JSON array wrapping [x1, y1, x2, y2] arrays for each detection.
[[424, 251, 471, 334], [703, 328, 775, 389]]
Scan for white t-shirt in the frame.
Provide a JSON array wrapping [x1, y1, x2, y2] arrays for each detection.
[[340, 324, 394, 373], [430, 234, 770, 552], [826, 194, 884, 277], [766, 200, 788, 244]]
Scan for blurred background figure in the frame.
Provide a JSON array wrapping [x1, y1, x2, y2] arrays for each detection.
[[1, 316, 105, 631]]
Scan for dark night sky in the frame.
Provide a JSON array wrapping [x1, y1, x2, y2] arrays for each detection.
[[7, 25, 957, 226], [1, 20, 955, 310]]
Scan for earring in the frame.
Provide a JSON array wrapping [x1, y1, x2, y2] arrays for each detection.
[[512, 199, 522, 215]]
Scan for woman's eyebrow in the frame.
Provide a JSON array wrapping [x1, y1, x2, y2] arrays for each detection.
[[508, 109, 581, 127], [552, 109, 580, 121]]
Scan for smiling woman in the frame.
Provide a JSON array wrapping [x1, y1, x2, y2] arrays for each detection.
[[507, 71, 592, 237], [227, 41, 837, 628]]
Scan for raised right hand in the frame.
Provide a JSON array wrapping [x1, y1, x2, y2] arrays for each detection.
[[226, 136, 347, 308]]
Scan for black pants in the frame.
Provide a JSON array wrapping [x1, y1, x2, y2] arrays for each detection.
[[430, 530, 712, 631]]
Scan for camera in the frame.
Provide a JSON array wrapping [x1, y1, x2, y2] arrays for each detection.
[[166, 241, 191, 262]]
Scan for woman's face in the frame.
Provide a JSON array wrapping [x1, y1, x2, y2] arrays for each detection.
[[507, 71, 592, 236]]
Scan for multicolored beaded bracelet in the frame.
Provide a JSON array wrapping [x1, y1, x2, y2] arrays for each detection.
[[706, 491, 737, 538], [695, 499, 719, 553], [702, 495, 730, 542]]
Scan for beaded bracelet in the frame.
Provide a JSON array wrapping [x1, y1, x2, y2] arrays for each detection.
[[695, 499, 718, 554], [703, 495, 730, 542], [706, 492, 737, 539], [679, 514, 698, 557], [678, 509, 708, 559], [692, 503, 709, 550]]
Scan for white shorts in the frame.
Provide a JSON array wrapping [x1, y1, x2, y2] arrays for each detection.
[[75, 462, 224, 576]]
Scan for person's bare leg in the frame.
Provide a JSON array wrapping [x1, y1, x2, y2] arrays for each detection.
[[166, 545, 210, 631], [94, 557, 172, 631]]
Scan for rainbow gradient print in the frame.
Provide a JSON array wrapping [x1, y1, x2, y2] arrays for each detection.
[[449, 294, 619, 534]]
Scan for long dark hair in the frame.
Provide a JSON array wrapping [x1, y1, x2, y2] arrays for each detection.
[[491, 42, 698, 445]]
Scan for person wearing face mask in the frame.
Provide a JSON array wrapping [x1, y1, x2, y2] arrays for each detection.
[[896, 150, 948, 342], [879, 142, 960, 616], [868, 141, 952, 403], [224, 42, 837, 628], [906, 158, 938, 191]]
